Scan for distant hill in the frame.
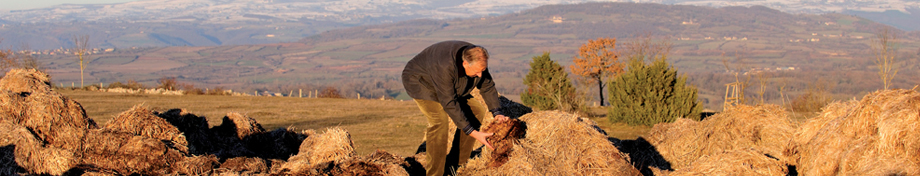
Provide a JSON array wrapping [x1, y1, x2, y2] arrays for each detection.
[[33, 2, 920, 110], [844, 8, 920, 31]]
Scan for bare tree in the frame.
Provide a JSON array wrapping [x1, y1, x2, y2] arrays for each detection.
[[872, 27, 898, 90], [73, 35, 89, 87]]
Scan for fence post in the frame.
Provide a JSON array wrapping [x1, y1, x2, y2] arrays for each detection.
[[299, 89, 303, 98]]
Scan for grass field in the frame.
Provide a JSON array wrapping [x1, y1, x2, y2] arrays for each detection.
[[59, 89, 650, 156]]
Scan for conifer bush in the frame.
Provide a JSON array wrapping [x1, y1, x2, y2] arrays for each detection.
[[607, 56, 701, 126], [521, 52, 581, 112]]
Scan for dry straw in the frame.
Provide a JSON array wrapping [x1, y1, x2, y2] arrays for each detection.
[[0, 68, 52, 94], [172, 154, 219, 175], [669, 148, 787, 175], [304, 150, 411, 176], [220, 156, 269, 173], [279, 128, 355, 173], [458, 110, 640, 175], [643, 104, 795, 175], [79, 129, 185, 175], [794, 89, 920, 175], [0, 121, 75, 175], [0, 69, 98, 150], [103, 105, 189, 153]]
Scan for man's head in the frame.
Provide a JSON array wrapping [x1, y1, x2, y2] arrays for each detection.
[[461, 46, 489, 78]]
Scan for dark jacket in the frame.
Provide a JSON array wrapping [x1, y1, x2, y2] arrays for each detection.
[[401, 40, 502, 135]]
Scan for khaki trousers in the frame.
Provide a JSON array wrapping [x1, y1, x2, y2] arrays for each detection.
[[414, 97, 489, 176]]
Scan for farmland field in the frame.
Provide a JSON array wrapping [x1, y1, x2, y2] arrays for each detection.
[[59, 89, 649, 156]]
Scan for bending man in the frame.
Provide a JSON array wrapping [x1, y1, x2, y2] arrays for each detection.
[[402, 40, 508, 176]]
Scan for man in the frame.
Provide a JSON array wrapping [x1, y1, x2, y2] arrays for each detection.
[[402, 40, 509, 176]]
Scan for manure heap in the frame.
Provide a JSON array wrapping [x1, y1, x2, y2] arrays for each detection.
[[4, 67, 918, 175]]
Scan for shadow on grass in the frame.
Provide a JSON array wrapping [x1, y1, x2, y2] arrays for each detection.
[[610, 137, 673, 176]]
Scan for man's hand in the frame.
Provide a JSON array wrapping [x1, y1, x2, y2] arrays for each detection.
[[494, 115, 509, 123], [469, 130, 494, 150]]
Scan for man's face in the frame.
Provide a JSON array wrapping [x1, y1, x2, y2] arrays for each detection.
[[463, 60, 487, 78]]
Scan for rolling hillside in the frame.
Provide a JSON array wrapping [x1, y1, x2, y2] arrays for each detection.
[[31, 2, 920, 110]]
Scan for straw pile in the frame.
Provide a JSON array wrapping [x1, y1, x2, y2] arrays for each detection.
[[172, 154, 220, 175], [0, 68, 52, 93], [0, 69, 419, 175], [457, 110, 640, 175], [79, 129, 187, 175], [103, 105, 189, 153], [0, 69, 98, 151], [794, 89, 920, 175], [220, 156, 269, 173], [642, 104, 795, 175], [279, 128, 354, 173], [0, 120, 76, 175]]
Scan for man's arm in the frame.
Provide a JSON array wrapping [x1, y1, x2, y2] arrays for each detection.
[[478, 69, 505, 118]]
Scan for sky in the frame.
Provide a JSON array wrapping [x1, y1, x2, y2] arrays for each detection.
[[0, 0, 139, 10]]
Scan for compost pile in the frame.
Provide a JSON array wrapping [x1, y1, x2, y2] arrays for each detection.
[[457, 111, 641, 176], [635, 88, 920, 175], [4, 67, 920, 175], [0, 69, 411, 175]]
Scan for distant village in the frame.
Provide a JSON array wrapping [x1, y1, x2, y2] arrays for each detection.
[[28, 47, 117, 56]]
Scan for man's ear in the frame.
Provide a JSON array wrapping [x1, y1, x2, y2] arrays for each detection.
[[462, 60, 469, 67]]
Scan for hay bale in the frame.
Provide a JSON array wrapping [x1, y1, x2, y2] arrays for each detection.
[[79, 129, 185, 175], [157, 109, 215, 155], [103, 105, 189, 153], [0, 121, 76, 175], [794, 89, 920, 175], [458, 111, 640, 175], [220, 157, 269, 173], [0, 68, 52, 94], [280, 128, 354, 173], [669, 148, 788, 175], [480, 118, 526, 167], [173, 154, 219, 175], [643, 104, 795, 173]]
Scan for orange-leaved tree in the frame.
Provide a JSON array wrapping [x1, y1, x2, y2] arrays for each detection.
[[570, 37, 623, 106]]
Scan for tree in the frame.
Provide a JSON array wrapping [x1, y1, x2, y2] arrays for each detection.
[[0, 40, 43, 74], [570, 37, 623, 106], [72, 35, 89, 87], [521, 52, 580, 112], [318, 86, 344, 98], [158, 77, 179, 90], [872, 27, 898, 90], [607, 38, 701, 126]]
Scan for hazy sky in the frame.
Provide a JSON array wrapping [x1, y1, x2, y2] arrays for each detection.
[[0, 0, 139, 10]]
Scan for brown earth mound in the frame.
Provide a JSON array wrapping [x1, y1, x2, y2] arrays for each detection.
[[480, 118, 526, 167], [642, 104, 794, 175], [794, 89, 920, 175], [458, 111, 640, 175]]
